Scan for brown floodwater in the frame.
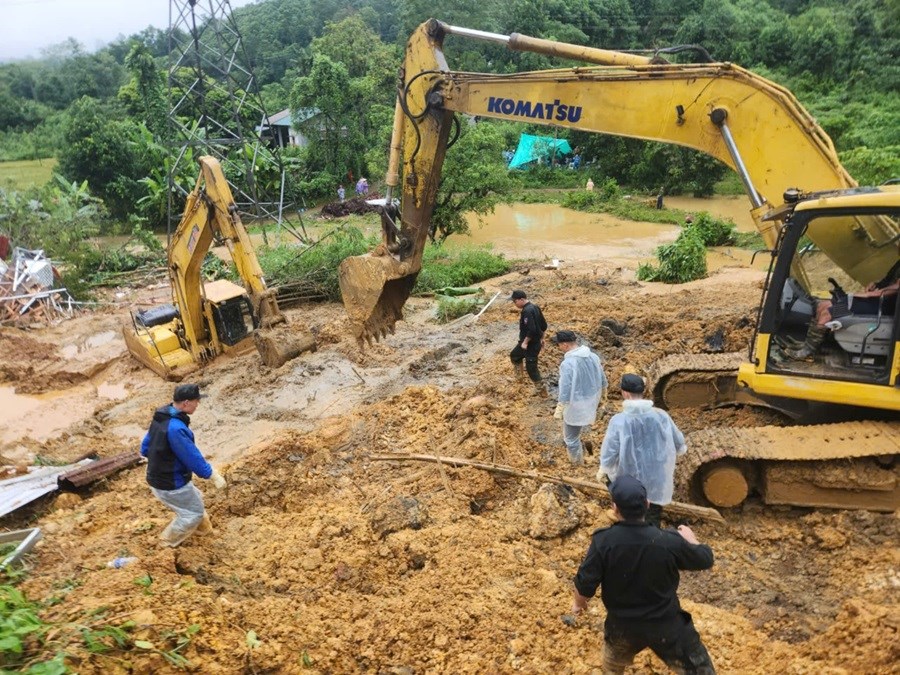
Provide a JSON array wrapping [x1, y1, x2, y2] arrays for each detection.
[[449, 196, 765, 271]]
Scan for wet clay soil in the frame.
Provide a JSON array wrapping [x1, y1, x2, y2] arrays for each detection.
[[2, 261, 898, 674]]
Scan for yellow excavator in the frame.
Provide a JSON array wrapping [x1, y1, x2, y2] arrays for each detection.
[[339, 19, 899, 511], [124, 156, 315, 380]]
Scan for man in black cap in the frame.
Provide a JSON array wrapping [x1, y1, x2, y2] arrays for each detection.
[[598, 373, 686, 526], [509, 289, 547, 394], [140, 383, 227, 547], [571, 475, 716, 674]]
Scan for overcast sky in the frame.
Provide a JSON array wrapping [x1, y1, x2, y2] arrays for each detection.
[[0, 0, 258, 61]]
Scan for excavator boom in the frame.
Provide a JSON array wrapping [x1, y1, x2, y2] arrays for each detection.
[[339, 19, 898, 341]]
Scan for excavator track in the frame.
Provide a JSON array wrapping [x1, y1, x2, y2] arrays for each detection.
[[649, 353, 900, 511], [648, 352, 762, 410], [679, 422, 900, 512]]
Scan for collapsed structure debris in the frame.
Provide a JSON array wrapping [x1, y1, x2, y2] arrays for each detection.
[[0, 451, 141, 517], [0, 248, 78, 326]]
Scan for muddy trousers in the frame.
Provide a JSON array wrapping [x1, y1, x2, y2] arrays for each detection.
[[602, 612, 715, 675], [510, 344, 541, 383], [563, 422, 588, 465], [151, 482, 207, 547]]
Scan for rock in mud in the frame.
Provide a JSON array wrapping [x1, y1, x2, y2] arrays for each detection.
[[525, 483, 583, 539], [370, 496, 428, 538]]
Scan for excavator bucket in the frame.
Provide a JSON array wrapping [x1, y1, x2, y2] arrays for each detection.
[[339, 250, 418, 343], [339, 207, 423, 342]]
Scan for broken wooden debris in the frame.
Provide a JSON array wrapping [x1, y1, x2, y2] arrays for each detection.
[[369, 453, 726, 524]]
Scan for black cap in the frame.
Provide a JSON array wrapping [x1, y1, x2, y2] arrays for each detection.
[[551, 330, 577, 344], [609, 475, 648, 518], [620, 373, 645, 394], [510, 289, 527, 300], [173, 383, 206, 402]]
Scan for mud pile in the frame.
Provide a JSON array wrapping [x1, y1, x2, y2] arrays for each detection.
[[6, 263, 899, 673]]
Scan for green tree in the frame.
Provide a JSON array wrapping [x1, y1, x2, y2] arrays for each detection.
[[57, 97, 155, 220], [431, 120, 513, 243]]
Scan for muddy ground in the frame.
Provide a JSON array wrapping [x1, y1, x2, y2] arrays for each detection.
[[1, 260, 898, 674]]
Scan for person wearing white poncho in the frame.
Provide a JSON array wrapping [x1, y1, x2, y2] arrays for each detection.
[[599, 373, 687, 527], [552, 330, 607, 466]]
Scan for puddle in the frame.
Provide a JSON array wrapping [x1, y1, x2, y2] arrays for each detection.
[[59, 330, 119, 359], [0, 386, 75, 444], [97, 382, 128, 400], [0, 384, 105, 445]]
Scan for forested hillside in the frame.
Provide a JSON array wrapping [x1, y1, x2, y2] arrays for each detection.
[[0, 0, 897, 223]]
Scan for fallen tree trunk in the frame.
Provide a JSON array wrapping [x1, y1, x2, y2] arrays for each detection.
[[370, 453, 725, 524]]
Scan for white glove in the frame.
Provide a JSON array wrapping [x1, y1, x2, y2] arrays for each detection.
[[596, 467, 608, 484], [553, 403, 566, 420], [210, 470, 227, 490]]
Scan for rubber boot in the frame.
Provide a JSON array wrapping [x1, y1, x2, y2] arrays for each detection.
[[784, 322, 828, 360], [512, 361, 525, 380], [534, 380, 548, 398], [195, 513, 213, 535]]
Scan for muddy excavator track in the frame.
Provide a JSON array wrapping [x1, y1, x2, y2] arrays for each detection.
[[649, 353, 900, 512], [648, 352, 761, 410], [679, 422, 900, 511]]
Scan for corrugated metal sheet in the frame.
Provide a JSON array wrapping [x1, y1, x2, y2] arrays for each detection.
[[0, 460, 93, 517], [57, 452, 141, 489]]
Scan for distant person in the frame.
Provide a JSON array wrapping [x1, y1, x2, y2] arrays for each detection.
[[356, 177, 369, 196], [586, 178, 595, 192], [509, 289, 547, 395], [685, 213, 695, 224], [552, 330, 608, 465], [337, 184, 345, 201], [656, 188, 665, 209], [140, 383, 227, 547], [571, 475, 716, 674], [598, 374, 686, 527]]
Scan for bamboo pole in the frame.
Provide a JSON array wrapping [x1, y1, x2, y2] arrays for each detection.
[[369, 453, 725, 524]]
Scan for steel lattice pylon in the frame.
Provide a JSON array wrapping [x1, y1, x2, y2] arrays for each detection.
[[166, 0, 296, 234]]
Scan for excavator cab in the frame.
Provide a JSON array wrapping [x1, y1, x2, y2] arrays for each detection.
[[741, 187, 900, 412]]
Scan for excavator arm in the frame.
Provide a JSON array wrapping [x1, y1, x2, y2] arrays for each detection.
[[339, 19, 899, 341], [125, 156, 314, 379], [168, 156, 283, 358]]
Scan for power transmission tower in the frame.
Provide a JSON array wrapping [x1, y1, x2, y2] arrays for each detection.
[[166, 0, 299, 238]]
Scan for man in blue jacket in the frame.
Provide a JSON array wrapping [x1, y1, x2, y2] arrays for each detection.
[[141, 383, 226, 547], [571, 475, 716, 674]]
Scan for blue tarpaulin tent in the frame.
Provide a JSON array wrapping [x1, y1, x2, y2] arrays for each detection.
[[507, 133, 573, 169]]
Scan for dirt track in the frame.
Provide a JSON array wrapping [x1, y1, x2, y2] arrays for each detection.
[[2, 261, 898, 673]]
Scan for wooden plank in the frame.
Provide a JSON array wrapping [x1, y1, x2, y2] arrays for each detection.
[[369, 453, 726, 524]]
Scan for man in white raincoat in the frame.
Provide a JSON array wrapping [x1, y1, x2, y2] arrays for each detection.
[[598, 374, 687, 526], [552, 330, 608, 466]]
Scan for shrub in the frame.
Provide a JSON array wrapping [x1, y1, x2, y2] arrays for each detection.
[[413, 245, 510, 293], [255, 225, 374, 301], [690, 212, 737, 246], [637, 227, 707, 283], [435, 295, 484, 323]]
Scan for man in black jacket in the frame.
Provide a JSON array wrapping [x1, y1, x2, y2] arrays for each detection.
[[509, 289, 547, 394], [571, 475, 716, 674]]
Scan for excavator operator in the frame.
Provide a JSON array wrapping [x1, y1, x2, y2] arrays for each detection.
[[782, 261, 900, 360]]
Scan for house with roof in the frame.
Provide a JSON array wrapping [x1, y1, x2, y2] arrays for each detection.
[[258, 108, 321, 148]]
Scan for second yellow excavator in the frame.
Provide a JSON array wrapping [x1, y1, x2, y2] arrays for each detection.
[[124, 156, 315, 380], [339, 20, 899, 511]]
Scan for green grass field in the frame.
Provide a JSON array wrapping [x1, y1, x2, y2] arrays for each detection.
[[0, 158, 57, 189]]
